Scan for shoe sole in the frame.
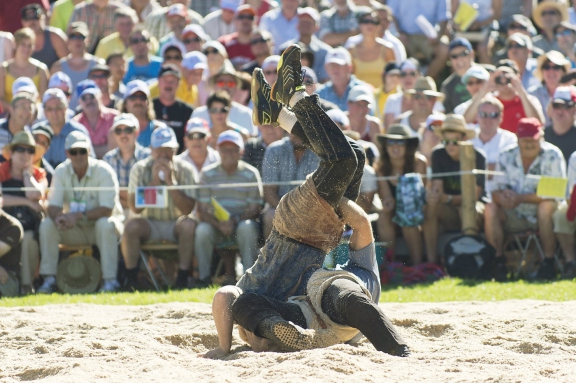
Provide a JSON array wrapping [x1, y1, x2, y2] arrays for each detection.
[[272, 322, 313, 351], [270, 44, 299, 104]]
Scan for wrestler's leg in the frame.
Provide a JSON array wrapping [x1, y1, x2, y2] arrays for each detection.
[[320, 278, 410, 357]]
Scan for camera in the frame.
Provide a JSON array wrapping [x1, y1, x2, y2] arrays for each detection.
[[495, 75, 511, 85]]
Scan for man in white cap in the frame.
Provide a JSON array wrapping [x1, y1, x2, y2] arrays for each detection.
[[181, 51, 209, 107], [259, 0, 299, 49], [145, 0, 204, 41], [176, 117, 220, 180], [544, 86, 576, 162], [218, 5, 257, 70], [317, 47, 368, 112], [73, 81, 120, 159], [158, 4, 191, 53], [203, 0, 240, 41], [504, 33, 540, 90], [41, 88, 95, 168], [278, 7, 331, 82], [454, 65, 490, 130], [346, 85, 380, 144], [240, 30, 275, 75], [122, 125, 197, 290], [103, 113, 151, 212], [37, 130, 124, 293], [181, 24, 208, 54], [195, 130, 263, 287], [260, 55, 279, 85]]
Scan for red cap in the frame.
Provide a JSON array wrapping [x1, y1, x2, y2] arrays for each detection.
[[516, 117, 542, 139]]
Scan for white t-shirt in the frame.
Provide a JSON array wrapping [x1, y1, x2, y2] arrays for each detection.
[[384, 93, 445, 119], [471, 128, 517, 193]]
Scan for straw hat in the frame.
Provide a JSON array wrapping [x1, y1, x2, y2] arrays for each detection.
[[435, 114, 476, 140], [532, 0, 568, 29], [534, 50, 571, 81], [406, 76, 445, 101], [2, 130, 46, 164], [208, 60, 241, 87], [56, 255, 101, 294], [376, 123, 419, 148]]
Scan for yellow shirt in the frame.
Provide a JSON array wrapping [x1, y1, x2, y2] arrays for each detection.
[[148, 78, 197, 106], [94, 32, 159, 60], [374, 86, 400, 119]]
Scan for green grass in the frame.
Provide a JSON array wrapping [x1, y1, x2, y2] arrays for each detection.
[[1, 278, 575, 307]]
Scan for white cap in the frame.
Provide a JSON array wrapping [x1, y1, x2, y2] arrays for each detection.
[[112, 113, 139, 130], [12, 77, 38, 97], [216, 130, 244, 150], [42, 88, 68, 106], [124, 80, 150, 100], [166, 3, 187, 18], [325, 47, 351, 66], [80, 87, 102, 97], [151, 125, 179, 149], [262, 55, 280, 70], [182, 24, 207, 41], [65, 131, 90, 150], [297, 7, 320, 23], [182, 51, 208, 70], [326, 109, 350, 128], [185, 117, 210, 134], [425, 114, 445, 129], [552, 86, 576, 104], [347, 85, 374, 105], [48, 71, 73, 91], [160, 40, 186, 58]]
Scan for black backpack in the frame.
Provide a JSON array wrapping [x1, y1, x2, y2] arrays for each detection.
[[443, 235, 495, 280]]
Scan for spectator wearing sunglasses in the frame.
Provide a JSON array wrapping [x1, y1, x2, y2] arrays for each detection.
[[531, 0, 567, 54], [123, 28, 163, 85], [88, 64, 119, 111], [103, 113, 151, 213], [202, 41, 230, 78], [150, 43, 197, 107], [441, 38, 475, 114], [492, 15, 543, 63], [176, 117, 221, 181], [529, 50, 571, 125], [31, 121, 55, 184], [35, 72, 76, 123], [542, 86, 576, 162], [240, 30, 275, 75], [554, 22, 576, 67], [203, 90, 249, 147], [424, 114, 486, 265], [180, 24, 208, 54], [73, 80, 120, 159], [499, 33, 540, 91], [218, 5, 258, 70], [38, 130, 124, 293], [51, 22, 105, 111]]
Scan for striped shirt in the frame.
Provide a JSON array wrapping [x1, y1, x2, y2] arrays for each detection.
[[103, 144, 151, 187], [144, 7, 204, 40], [198, 160, 263, 216], [128, 156, 197, 221]]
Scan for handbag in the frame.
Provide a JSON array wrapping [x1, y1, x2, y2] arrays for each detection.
[[4, 205, 42, 232]]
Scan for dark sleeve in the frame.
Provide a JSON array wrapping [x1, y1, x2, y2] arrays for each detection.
[[441, 81, 453, 113], [475, 149, 486, 190], [431, 148, 444, 179]]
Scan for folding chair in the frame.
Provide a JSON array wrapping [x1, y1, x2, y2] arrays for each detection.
[[139, 242, 178, 291], [505, 231, 563, 278]]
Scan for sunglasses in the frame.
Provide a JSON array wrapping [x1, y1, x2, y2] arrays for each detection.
[[209, 107, 230, 114], [80, 93, 95, 102], [127, 94, 147, 101], [12, 146, 35, 155], [216, 80, 236, 88], [68, 148, 88, 156], [188, 132, 207, 140], [69, 34, 86, 40], [164, 54, 183, 61], [442, 139, 460, 146], [552, 102, 574, 109], [386, 139, 406, 146], [478, 111, 500, 119], [130, 37, 149, 45], [413, 93, 434, 101], [359, 18, 380, 25], [542, 64, 563, 71], [400, 71, 417, 78], [541, 10, 559, 17], [203, 48, 219, 55], [114, 126, 136, 135], [250, 38, 268, 45], [450, 50, 470, 60], [183, 37, 202, 44], [466, 79, 484, 86], [236, 14, 254, 21]]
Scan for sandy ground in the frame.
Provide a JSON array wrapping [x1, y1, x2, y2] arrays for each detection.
[[1, 300, 575, 382]]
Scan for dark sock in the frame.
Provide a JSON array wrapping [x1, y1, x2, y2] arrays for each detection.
[[175, 269, 189, 287], [125, 267, 138, 284]]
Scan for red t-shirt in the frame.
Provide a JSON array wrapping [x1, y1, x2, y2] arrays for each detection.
[[218, 32, 255, 69], [0, 0, 50, 34], [497, 95, 526, 133]]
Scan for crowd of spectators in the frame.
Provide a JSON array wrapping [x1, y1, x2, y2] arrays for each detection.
[[1, 0, 576, 297]]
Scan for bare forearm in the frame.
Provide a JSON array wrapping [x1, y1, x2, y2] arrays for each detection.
[[518, 91, 544, 122], [47, 205, 63, 221], [169, 189, 195, 215]]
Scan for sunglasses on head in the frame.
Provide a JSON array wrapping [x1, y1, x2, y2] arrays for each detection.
[[12, 146, 35, 155], [450, 50, 470, 60], [127, 94, 147, 101], [188, 132, 207, 140], [68, 148, 88, 156], [478, 111, 500, 119], [552, 102, 574, 109], [359, 18, 380, 25], [69, 34, 86, 40], [183, 37, 202, 44], [164, 54, 183, 61], [400, 71, 417, 78], [250, 37, 268, 45], [80, 93, 95, 102], [542, 64, 563, 71], [386, 139, 406, 146], [130, 37, 149, 45], [114, 126, 136, 135], [216, 80, 236, 88], [442, 139, 460, 146], [466, 79, 484, 86], [203, 48, 219, 55], [209, 107, 230, 114]]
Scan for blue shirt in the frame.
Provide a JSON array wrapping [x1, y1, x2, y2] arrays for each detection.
[[123, 55, 163, 84], [137, 120, 159, 148], [387, 0, 450, 35], [316, 75, 368, 111], [45, 121, 95, 169], [279, 36, 332, 83], [259, 8, 299, 53], [338, 242, 380, 303]]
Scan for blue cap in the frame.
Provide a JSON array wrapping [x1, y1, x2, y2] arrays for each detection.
[[48, 71, 73, 91], [12, 77, 37, 97], [449, 37, 473, 52], [151, 125, 179, 149], [76, 80, 98, 97], [216, 130, 244, 150]]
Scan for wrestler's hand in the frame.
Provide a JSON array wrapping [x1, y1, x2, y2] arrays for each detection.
[[200, 347, 229, 359]]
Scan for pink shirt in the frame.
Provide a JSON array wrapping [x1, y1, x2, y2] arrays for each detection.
[[73, 107, 119, 146]]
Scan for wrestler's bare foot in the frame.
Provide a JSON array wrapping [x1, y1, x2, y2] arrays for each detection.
[[200, 346, 229, 359]]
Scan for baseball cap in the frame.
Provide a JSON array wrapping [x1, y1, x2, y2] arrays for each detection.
[[302, 66, 317, 84], [235, 4, 256, 16], [42, 88, 68, 106], [221, 0, 241, 11], [68, 21, 89, 37], [166, 3, 187, 18], [297, 7, 320, 23], [400, 58, 420, 73], [182, 51, 208, 70], [182, 24, 207, 41], [384, 62, 401, 75], [347, 85, 374, 105], [216, 130, 244, 150], [202, 41, 228, 57], [124, 80, 150, 100], [506, 33, 533, 50], [262, 55, 280, 70], [327, 109, 350, 128], [65, 130, 91, 150], [461, 65, 490, 84], [325, 47, 352, 66], [76, 80, 98, 97], [48, 71, 73, 91], [11, 92, 35, 105], [449, 37, 473, 52], [185, 117, 210, 134], [425, 114, 445, 131], [161, 40, 186, 58], [112, 113, 139, 130], [151, 125, 179, 149], [158, 64, 181, 79], [12, 77, 38, 97], [516, 117, 543, 139], [552, 86, 576, 105], [32, 121, 54, 142], [21, 4, 43, 20]]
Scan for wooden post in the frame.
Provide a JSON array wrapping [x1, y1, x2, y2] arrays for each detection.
[[459, 142, 477, 235]]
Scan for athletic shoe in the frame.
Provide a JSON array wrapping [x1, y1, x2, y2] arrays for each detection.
[[534, 258, 556, 280], [99, 279, 120, 293], [37, 276, 57, 294], [271, 44, 305, 105], [492, 256, 508, 282], [561, 261, 576, 280], [260, 317, 314, 351], [251, 68, 282, 126]]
